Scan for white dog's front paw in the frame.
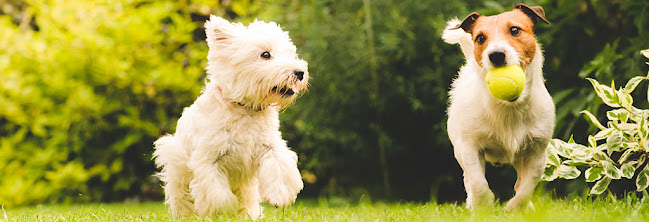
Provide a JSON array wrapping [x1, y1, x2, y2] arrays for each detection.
[[265, 170, 303, 207], [259, 164, 304, 207]]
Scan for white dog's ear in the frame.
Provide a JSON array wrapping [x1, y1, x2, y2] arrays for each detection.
[[205, 15, 239, 44]]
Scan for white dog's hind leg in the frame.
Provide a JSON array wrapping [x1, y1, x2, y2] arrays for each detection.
[[153, 135, 194, 216], [454, 140, 495, 209], [234, 178, 263, 220], [258, 145, 304, 207], [188, 157, 238, 217], [506, 148, 546, 210]]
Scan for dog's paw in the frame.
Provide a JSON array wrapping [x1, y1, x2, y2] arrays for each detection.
[[259, 166, 304, 207], [239, 205, 264, 220], [167, 197, 195, 217], [190, 181, 239, 217]]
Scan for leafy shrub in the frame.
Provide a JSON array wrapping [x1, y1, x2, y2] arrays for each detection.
[[543, 49, 649, 196], [0, 0, 214, 206]]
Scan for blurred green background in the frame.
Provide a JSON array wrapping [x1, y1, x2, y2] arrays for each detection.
[[0, 0, 648, 206]]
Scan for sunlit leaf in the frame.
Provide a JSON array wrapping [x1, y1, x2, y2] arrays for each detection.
[[585, 167, 603, 182], [618, 91, 633, 110], [546, 146, 561, 166], [636, 164, 649, 192], [606, 130, 623, 153], [552, 139, 571, 158], [624, 76, 646, 94], [542, 165, 559, 181], [580, 110, 607, 130], [594, 150, 609, 161], [618, 149, 634, 164], [557, 165, 581, 179], [590, 176, 612, 195], [602, 160, 621, 179], [593, 128, 613, 141], [606, 109, 629, 122], [587, 78, 621, 108], [620, 162, 636, 179], [563, 160, 591, 166], [568, 144, 592, 161]]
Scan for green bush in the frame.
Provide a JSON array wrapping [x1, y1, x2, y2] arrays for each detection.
[[543, 49, 649, 196], [0, 0, 213, 206]]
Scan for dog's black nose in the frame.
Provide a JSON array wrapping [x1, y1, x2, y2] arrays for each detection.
[[294, 71, 304, 81], [489, 52, 506, 67]]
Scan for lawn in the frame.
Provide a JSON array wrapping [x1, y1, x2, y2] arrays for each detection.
[[3, 197, 648, 221]]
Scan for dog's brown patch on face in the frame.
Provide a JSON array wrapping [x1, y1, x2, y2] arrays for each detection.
[[471, 10, 538, 68]]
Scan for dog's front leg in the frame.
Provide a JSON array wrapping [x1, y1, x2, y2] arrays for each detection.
[[188, 153, 238, 217], [454, 140, 495, 209], [506, 147, 546, 210], [234, 178, 263, 220], [258, 142, 304, 207]]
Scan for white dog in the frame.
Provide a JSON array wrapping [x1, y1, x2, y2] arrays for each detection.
[[442, 4, 555, 210], [153, 16, 308, 219]]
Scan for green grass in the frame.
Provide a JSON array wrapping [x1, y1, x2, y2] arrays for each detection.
[[3, 197, 648, 221]]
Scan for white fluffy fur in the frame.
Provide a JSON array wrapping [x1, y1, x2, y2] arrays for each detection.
[[443, 19, 555, 210], [153, 15, 308, 219]]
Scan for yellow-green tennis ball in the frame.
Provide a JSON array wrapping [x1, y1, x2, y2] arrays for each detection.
[[486, 65, 526, 101]]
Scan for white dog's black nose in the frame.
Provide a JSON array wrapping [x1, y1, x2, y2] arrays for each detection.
[[489, 52, 506, 67], [294, 71, 304, 81]]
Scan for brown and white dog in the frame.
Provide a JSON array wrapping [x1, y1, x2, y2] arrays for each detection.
[[442, 4, 555, 210]]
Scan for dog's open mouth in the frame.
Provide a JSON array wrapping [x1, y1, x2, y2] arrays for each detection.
[[272, 86, 295, 96]]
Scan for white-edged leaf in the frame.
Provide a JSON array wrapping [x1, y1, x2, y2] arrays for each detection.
[[581, 110, 607, 130], [624, 76, 646, 94], [620, 162, 636, 179], [618, 149, 634, 164], [638, 155, 647, 167], [552, 139, 571, 158], [621, 142, 638, 150], [563, 159, 592, 166], [593, 128, 613, 140], [606, 130, 623, 153], [557, 165, 581, 179], [590, 176, 612, 195], [568, 144, 592, 161], [636, 164, 649, 192], [587, 78, 621, 108], [585, 167, 604, 182], [618, 90, 633, 109], [542, 165, 559, 181], [611, 121, 636, 132], [594, 150, 609, 161], [602, 160, 622, 179], [607, 109, 629, 122], [546, 146, 561, 166]]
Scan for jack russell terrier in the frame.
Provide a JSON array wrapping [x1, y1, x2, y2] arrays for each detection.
[[442, 4, 555, 210]]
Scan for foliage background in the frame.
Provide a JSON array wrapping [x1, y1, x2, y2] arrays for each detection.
[[0, 0, 648, 206]]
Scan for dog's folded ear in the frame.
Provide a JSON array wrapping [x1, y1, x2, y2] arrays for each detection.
[[515, 4, 550, 25], [454, 13, 481, 33], [205, 15, 240, 44]]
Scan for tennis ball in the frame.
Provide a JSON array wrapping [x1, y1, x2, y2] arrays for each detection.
[[486, 65, 525, 101]]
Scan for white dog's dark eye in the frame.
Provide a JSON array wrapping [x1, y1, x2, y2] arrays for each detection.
[[476, 34, 486, 45], [510, 27, 521, 37], [260, 51, 271, 59]]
